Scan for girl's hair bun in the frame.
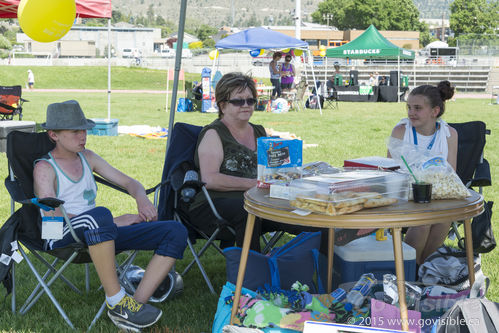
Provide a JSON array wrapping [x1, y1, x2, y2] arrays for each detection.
[[437, 80, 455, 101]]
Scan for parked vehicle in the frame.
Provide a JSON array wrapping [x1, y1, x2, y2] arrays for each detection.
[[122, 48, 133, 58], [161, 49, 175, 58], [161, 48, 193, 58], [251, 56, 273, 66]]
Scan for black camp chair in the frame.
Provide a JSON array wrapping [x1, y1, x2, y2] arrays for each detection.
[[157, 123, 284, 294], [324, 80, 339, 110], [157, 123, 237, 294], [448, 121, 492, 249], [0, 85, 28, 120], [0, 131, 163, 330]]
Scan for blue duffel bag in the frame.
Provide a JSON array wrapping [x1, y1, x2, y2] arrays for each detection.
[[224, 231, 324, 293]]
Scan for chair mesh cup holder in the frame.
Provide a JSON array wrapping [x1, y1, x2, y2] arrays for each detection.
[[121, 265, 184, 303]]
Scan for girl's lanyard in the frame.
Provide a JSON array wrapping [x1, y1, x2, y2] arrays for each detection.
[[413, 122, 439, 150]]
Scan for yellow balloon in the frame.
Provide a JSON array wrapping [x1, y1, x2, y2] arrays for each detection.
[[319, 50, 326, 57], [208, 50, 218, 60], [294, 49, 303, 56], [18, 0, 76, 43], [258, 49, 265, 56], [208, 50, 219, 60], [281, 48, 290, 53], [319, 45, 327, 51]]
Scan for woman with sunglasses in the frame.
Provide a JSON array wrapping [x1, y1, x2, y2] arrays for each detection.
[[186, 72, 265, 250], [187, 72, 326, 251], [280, 54, 295, 92]]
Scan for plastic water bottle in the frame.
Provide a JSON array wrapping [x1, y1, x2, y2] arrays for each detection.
[[344, 273, 376, 311], [330, 287, 347, 303]]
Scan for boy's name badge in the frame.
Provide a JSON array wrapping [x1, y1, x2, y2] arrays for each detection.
[[41, 216, 64, 240]]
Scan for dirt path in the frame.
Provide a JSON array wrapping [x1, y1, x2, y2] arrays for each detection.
[[30, 89, 492, 99]]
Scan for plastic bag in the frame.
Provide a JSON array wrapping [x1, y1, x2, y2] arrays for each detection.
[[387, 137, 469, 199]]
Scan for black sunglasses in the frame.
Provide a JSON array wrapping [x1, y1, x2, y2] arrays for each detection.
[[227, 98, 257, 106]]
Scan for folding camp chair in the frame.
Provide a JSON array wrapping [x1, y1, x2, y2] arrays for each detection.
[[157, 123, 284, 294], [185, 81, 202, 111], [324, 80, 339, 110], [0, 131, 158, 330], [157, 123, 236, 294], [447, 121, 492, 249], [0, 85, 28, 120], [285, 78, 308, 112]]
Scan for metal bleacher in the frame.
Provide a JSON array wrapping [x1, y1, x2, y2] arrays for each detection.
[[302, 61, 494, 93]]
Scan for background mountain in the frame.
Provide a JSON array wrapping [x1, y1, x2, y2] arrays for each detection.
[[113, 0, 452, 28]]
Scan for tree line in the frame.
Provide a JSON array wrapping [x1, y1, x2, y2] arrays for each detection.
[[311, 0, 498, 47]]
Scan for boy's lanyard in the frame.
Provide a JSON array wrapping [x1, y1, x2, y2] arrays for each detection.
[[413, 122, 439, 150]]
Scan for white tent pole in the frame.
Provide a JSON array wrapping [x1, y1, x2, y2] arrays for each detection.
[[208, 49, 218, 111], [324, 56, 327, 83], [165, 66, 170, 112], [107, 19, 111, 120], [413, 59, 416, 89], [295, 0, 301, 40], [307, 49, 322, 115], [166, 0, 187, 152], [397, 55, 400, 102]]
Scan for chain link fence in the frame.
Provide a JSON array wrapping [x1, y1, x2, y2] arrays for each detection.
[[457, 34, 499, 56]]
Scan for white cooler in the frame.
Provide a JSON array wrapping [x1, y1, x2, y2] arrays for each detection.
[[331, 233, 417, 289]]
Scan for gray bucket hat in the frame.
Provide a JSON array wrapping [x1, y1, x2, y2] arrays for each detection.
[[41, 100, 95, 130]]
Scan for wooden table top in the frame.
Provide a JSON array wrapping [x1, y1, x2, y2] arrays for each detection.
[[244, 187, 484, 229]]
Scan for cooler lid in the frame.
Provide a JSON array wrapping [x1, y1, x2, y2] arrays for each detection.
[[0, 121, 36, 136], [335, 234, 416, 261]]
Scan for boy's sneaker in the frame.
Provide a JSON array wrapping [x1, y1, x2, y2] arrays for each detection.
[[107, 294, 162, 332]]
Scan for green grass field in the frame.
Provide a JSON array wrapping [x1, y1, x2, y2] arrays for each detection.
[[0, 66, 497, 332]]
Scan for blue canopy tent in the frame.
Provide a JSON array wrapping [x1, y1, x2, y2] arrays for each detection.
[[216, 27, 309, 50], [214, 27, 321, 114]]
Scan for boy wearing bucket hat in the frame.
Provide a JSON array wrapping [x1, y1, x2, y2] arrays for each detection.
[[33, 100, 188, 331]]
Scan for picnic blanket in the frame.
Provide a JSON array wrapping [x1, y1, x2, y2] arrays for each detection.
[[118, 125, 168, 139]]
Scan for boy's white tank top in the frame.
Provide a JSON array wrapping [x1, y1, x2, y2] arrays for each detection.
[[43, 152, 97, 216]]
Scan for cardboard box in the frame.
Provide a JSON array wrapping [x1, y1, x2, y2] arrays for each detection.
[[257, 137, 302, 188]]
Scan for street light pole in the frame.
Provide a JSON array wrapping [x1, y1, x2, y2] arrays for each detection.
[[322, 13, 333, 27]]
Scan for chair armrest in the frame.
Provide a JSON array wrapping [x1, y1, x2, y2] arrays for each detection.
[[470, 159, 491, 187], [4, 178, 28, 203], [0, 102, 16, 111]]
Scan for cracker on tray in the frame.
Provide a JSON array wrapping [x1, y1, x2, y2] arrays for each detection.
[[291, 191, 398, 215]]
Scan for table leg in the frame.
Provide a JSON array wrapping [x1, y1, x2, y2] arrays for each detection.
[[463, 219, 475, 287], [230, 213, 256, 325], [392, 227, 409, 332], [327, 228, 335, 293]]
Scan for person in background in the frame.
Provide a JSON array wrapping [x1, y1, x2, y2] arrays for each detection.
[[388, 81, 458, 265], [379, 76, 388, 86], [368, 73, 377, 86], [34, 100, 188, 331], [280, 54, 295, 92], [269, 52, 282, 99], [27, 69, 35, 90]]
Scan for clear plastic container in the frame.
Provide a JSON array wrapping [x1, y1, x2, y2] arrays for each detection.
[[289, 169, 409, 215]]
